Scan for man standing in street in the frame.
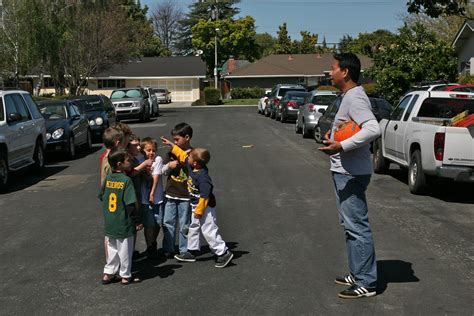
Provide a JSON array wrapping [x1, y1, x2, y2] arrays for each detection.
[[319, 53, 381, 299]]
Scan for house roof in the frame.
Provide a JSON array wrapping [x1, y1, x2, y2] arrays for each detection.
[[225, 53, 373, 78], [91, 57, 206, 79], [452, 19, 474, 53]]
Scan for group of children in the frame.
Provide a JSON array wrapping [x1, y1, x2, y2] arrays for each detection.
[[98, 122, 233, 285]]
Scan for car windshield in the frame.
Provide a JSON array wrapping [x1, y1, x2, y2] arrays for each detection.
[[286, 92, 310, 101], [38, 103, 68, 119], [278, 88, 305, 97], [110, 89, 141, 99], [417, 98, 474, 118], [77, 99, 103, 112], [312, 94, 337, 105]]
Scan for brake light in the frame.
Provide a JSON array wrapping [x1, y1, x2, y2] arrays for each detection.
[[449, 93, 473, 99], [308, 103, 316, 111], [434, 132, 445, 161], [287, 100, 297, 108]]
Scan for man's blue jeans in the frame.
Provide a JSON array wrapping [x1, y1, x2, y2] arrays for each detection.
[[332, 172, 377, 288], [162, 198, 191, 254]]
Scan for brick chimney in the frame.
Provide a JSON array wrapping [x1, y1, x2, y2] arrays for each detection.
[[228, 55, 236, 74]]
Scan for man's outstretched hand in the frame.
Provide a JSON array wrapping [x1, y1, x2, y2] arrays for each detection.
[[318, 139, 343, 155]]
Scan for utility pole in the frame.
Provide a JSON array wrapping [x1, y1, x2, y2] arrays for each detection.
[[212, 0, 218, 89]]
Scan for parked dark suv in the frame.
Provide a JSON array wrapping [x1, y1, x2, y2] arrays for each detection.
[[72, 94, 116, 143]]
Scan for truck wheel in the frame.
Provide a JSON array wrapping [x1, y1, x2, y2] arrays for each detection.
[[408, 150, 427, 194], [314, 125, 323, 143], [0, 153, 9, 191], [373, 138, 390, 174]]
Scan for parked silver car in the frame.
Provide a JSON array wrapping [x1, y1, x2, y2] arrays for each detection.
[[295, 91, 338, 138], [154, 88, 172, 104], [110, 87, 151, 122], [0, 89, 47, 190]]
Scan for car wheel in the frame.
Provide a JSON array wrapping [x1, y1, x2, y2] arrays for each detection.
[[302, 123, 311, 138], [373, 138, 389, 174], [408, 150, 427, 194], [68, 136, 76, 159], [314, 125, 323, 143], [295, 120, 302, 134], [0, 153, 9, 191], [32, 140, 45, 173]]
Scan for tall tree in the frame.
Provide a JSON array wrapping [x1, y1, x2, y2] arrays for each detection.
[[176, 0, 240, 55], [406, 0, 473, 19], [191, 16, 258, 75], [274, 23, 294, 54], [338, 34, 354, 53], [254, 32, 277, 58], [151, 0, 183, 54], [369, 23, 458, 104], [298, 31, 318, 54], [337, 30, 397, 57]]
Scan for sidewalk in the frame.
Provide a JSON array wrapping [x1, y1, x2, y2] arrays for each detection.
[[160, 102, 257, 109]]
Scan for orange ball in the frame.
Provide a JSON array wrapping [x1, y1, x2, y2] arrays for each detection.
[[334, 120, 361, 142]]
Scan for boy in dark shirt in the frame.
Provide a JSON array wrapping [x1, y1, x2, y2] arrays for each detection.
[[161, 137, 233, 268], [99, 148, 143, 285], [161, 123, 193, 258]]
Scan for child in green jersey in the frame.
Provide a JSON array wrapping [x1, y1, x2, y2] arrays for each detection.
[[99, 148, 143, 285]]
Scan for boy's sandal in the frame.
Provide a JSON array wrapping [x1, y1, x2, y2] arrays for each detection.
[[101, 274, 120, 285], [121, 275, 141, 285]]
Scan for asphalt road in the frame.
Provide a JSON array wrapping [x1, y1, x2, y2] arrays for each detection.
[[1, 106, 473, 315]]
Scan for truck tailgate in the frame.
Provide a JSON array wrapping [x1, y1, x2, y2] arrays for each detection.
[[443, 127, 474, 167]]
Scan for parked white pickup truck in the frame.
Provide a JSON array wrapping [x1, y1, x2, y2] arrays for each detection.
[[372, 91, 474, 194]]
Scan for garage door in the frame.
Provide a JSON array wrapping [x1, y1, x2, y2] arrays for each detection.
[[141, 79, 194, 102]]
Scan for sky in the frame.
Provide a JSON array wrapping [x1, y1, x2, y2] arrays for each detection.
[[142, 0, 409, 44]]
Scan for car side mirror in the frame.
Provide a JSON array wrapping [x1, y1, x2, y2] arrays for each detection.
[[7, 112, 22, 123], [318, 108, 326, 114]]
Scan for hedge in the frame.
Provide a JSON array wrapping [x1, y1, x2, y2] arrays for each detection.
[[458, 75, 474, 84], [231, 87, 265, 99], [204, 87, 221, 105]]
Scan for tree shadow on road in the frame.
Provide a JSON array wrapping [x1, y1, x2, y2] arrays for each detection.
[[377, 260, 419, 295], [385, 168, 474, 204], [132, 256, 183, 281], [193, 242, 250, 268]]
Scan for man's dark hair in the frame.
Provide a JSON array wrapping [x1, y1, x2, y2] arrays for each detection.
[[333, 53, 361, 83], [108, 148, 129, 171], [171, 122, 193, 138]]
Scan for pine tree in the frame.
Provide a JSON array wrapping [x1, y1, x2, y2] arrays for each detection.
[[274, 23, 293, 54], [175, 0, 240, 55]]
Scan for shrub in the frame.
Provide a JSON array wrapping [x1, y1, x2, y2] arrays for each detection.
[[231, 87, 265, 99], [204, 87, 221, 105], [317, 85, 338, 91], [362, 83, 378, 95], [191, 99, 206, 106], [458, 75, 474, 84]]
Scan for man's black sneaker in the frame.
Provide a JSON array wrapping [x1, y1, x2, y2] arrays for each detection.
[[132, 250, 141, 261], [174, 252, 196, 262], [335, 274, 356, 286], [215, 250, 234, 268], [338, 284, 376, 299]]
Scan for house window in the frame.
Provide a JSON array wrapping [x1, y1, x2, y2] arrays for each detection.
[[98, 79, 125, 89]]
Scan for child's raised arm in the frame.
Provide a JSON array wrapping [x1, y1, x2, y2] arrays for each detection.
[[161, 136, 188, 164]]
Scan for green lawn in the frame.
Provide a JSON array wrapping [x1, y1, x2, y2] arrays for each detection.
[[223, 99, 259, 105]]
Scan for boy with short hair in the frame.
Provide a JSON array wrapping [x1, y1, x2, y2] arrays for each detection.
[[161, 137, 233, 268], [100, 127, 124, 186], [161, 123, 193, 258], [99, 148, 143, 285], [139, 137, 165, 259]]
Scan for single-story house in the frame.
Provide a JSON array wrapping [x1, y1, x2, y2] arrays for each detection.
[[452, 19, 474, 75], [29, 56, 206, 102], [224, 53, 373, 90]]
